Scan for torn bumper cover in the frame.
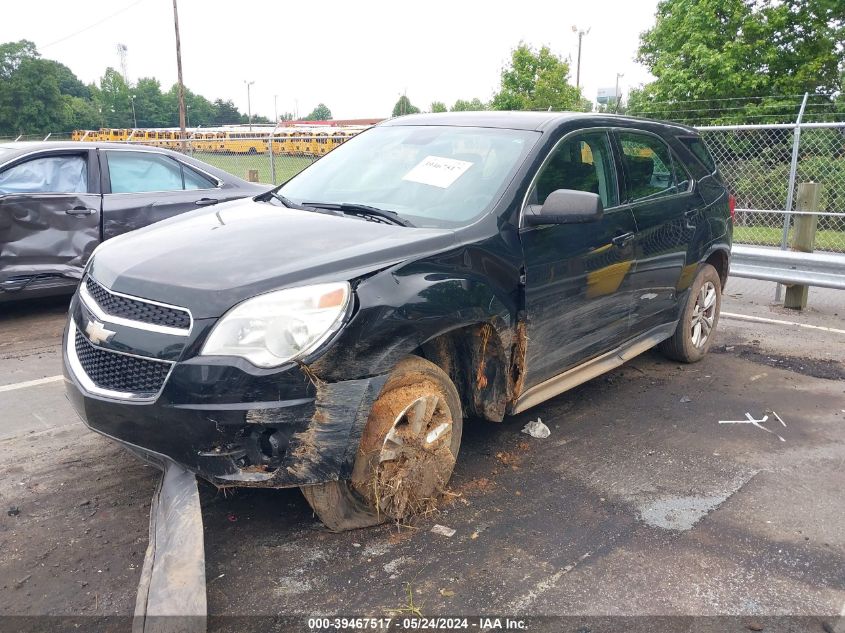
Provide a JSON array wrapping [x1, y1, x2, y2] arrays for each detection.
[[62, 306, 388, 488]]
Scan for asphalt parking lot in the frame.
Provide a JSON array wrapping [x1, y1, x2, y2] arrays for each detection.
[[1, 287, 844, 632]]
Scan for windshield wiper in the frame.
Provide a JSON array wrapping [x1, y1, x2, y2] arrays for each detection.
[[261, 191, 313, 211], [259, 191, 346, 218], [302, 202, 415, 227]]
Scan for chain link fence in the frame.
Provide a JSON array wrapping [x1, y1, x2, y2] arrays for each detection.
[[698, 123, 845, 254], [698, 122, 845, 312], [123, 134, 321, 186]]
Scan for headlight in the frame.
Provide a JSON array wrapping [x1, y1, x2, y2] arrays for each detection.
[[201, 282, 351, 368]]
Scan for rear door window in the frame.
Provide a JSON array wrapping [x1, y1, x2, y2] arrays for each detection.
[[680, 137, 717, 173], [617, 131, 685, 202], [182, 165, 216, 190], [105, 151, 215, 193], [106, 151, 184, 193], [0, 154, 88, 194]]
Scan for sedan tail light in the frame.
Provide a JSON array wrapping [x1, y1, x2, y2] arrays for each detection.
[[728, 194, 736, 221]]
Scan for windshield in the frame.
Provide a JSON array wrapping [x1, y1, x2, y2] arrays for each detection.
[[277, 125, 539, 228]]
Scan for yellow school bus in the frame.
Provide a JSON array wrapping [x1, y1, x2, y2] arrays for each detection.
[[72, 125, 364, 156]]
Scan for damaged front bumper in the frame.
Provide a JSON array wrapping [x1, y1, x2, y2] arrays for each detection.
[[62, 294, 388, 488]]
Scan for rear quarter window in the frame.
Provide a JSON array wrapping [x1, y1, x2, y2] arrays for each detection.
[[680, 137, 717, 173]]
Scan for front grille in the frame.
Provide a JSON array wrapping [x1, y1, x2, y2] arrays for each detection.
[[74, 329, 171, 396], [85, 277, 190, 330]]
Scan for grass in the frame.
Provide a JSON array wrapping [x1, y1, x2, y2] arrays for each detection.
[[191, 151, 315, 185], [733, 225, 845, 252]]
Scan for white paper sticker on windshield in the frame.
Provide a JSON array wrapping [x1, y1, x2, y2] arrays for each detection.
[[402, 155, 473, 188]]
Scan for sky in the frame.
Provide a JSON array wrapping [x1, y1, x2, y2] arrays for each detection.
[[1, 0, 659, 120]]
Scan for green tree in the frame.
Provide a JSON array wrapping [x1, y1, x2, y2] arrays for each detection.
[[0, 56, 67, 135], [391, 95, 420, 117], [628, 0, 845, 123], [491, 43, 584, 111], [0, 40, 84, 134], [305, 103, 332, 120], [63, 95, 100, 130], [186, 93, 215, 127], [0, 39, 37, 79], [131, 77, 166, 127], [430, 101, 447, 113], [45, 59, 90, 99], [245, 113, 272, 124], [212, 99, 242, 125], [451, 98, 487, 111], [98, 67, 132, 127]]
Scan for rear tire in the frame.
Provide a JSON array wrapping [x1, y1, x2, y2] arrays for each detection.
[[301, 356, 463, 532], [658, 263, 721, 363]]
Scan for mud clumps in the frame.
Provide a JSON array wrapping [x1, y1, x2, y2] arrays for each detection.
[[510, 321, 528, 402], [353, 380, 457, 522], [369, 437, 455, 520]]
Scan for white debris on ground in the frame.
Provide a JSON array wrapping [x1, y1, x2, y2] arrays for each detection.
[[718, 411, 787, 442], [522, 418, 550, 439], [430, 524, 456, 537]]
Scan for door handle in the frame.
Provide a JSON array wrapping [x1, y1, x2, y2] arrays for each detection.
[[611, 231, 635, 247], [65, 206, 95, 216], [194, 197, 219, 206], [684, 208, 698, 229]]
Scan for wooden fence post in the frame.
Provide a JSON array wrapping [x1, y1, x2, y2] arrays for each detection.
[[246, 169, 259, 183], [784, 182, 820, 310]]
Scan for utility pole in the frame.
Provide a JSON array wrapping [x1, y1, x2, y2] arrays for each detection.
[[172, 0, 187, 142], [274, 94, 278, 123], [130, 95, 137, 128], [572, 25, 590, 90], [244, 80, 255, 130]]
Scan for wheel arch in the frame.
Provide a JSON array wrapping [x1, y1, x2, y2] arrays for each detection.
[[704, 247, 730, 289], [413, 321, 514, 423]]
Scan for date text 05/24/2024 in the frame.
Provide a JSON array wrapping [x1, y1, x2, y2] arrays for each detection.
[[307, 617, 528, 630]]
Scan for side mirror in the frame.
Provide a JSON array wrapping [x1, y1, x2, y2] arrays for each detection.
[[523, 189, 603, 226]]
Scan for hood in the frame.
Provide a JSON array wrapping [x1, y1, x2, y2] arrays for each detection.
[[88, 199, 457, 318]]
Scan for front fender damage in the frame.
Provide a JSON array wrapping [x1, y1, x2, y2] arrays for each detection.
[[212, 371, 388, 488]]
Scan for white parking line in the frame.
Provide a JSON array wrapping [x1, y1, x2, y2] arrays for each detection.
[[721, 312, 845, 335], [0, 375, 64, 393]]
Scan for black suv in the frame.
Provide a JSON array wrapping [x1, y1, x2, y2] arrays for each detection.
[[63, 112, 732, 531]]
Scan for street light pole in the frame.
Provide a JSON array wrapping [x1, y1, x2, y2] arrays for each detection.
[[244, 80, 255, 131], [572, 25, 591, 91], [614, 72, 624, 113], [130, 95, 137, 128], [274, 94, 278, 123]]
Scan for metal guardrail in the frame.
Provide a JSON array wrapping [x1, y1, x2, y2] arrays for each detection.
[[730, 245, 845, 290]]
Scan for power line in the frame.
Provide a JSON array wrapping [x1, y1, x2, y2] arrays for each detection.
[[627, 93, 838, 106], [40, 0, 148, 50], [629, 104, 840, 117]]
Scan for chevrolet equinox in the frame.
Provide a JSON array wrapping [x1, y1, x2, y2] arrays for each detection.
[[63, 112, 732, 531]]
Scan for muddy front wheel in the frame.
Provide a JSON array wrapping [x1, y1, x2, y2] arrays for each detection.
[[301, 356, 463, 532]]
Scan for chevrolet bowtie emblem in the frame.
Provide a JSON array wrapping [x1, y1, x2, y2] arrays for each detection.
[[85, 319, 116, 345]]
